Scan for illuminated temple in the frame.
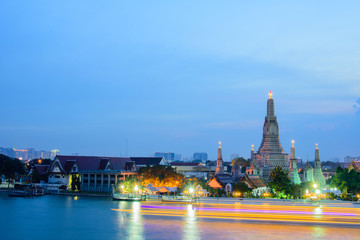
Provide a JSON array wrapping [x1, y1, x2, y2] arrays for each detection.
[[248, 91, 289, 181]]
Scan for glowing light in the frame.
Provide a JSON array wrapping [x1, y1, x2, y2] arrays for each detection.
[[313, 183, 318, 189], [291, 140, 295, 147], [219, 141, 222, 148], [269, 91, 273, 99], [189, 188, 194, 194], [138, 205, 358, 217], [38, 159, 42, 164], [306, 189, 309, 194], [316, 143, 319, 149], [251, 144, 254, 150], [134, 185, 139, 191], [315, 189, 321, 194]]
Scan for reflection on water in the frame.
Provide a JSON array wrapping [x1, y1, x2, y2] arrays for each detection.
[[183, 204, 199, 240], [129, 202, 144, 240], [1, 194, 360, 240]]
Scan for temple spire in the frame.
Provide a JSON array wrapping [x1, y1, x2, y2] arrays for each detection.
[[216, 141, 224, 174], [313, 143, 326, 187], [267, 91, 275, 118], [288, 140, 301, 184], [290, 140, 296, 161]]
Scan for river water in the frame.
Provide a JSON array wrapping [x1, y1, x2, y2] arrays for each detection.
[[1, 193, 359, 240]]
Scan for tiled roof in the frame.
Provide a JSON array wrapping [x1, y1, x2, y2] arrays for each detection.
[[242, 175, 267, 189], [208, 174, 234, 188], [130, 157, 163, 166], [55, 155, 134, 173], [34, 165, 50, 175]]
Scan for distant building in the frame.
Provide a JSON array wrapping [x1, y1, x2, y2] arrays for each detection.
[[51, 149, 60, 159], [193, 152, 208, 162], [0, 146, 56, 161], [171, 162, 213, 179], [174, 154, 182, 161], [130, 157, 168, 169], [344, 156, 360, 163], [154, 152, 175, 161]]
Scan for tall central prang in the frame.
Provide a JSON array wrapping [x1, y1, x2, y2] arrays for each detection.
[[252, 91, 289, 181]]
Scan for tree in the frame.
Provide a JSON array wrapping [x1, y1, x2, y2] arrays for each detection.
[[268, 166, 292, 198], [231, 157, 251, 167], [116, 176, 142, 193], [0, 154, 25, 185], [138, 165, 185, 188], [232, 182, 252, 195], [330, 166, 360, 194]]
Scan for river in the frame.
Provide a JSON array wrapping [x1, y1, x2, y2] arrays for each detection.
[[1, 193, 359, 240]]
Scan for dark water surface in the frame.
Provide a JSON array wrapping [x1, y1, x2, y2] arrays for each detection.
[[1, 193, 359, 240]]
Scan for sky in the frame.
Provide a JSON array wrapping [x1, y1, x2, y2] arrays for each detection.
[[0, 1, 359, 161]]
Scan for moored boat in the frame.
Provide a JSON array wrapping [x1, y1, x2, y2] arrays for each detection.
[[112, 193, 146, 201], [161, 195, 197, 203]]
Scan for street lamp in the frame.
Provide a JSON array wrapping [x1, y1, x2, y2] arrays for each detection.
[[313, 183, 318, 189], [189, 188, 194, 194], [134, 185, 139, 192]]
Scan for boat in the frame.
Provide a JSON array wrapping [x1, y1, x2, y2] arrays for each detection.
[[112, 193, 146, 201], [8, 190, 33, 197], [8, 184, 45, 197], [161, 195, 197, 203]]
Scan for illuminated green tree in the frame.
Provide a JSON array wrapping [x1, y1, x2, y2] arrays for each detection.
[[268, 166, 292, 197]]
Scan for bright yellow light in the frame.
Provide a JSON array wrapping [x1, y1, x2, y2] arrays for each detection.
[[219, 141, 222, 148], [269, 91, 273, 99], [134, 185, 139, 191], [291, 140, 295, 146], [313, 183, 318, 189]]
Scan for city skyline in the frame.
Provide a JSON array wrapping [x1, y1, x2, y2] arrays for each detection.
[[1, 1, 359, 161]]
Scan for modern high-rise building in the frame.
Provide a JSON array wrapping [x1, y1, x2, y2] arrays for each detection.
[[193, 152, 208, 162], [154, 152, 175, 161], [51, 149, 60, 159]]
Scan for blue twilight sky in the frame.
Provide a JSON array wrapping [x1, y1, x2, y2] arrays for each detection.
[[0, 1, 359, 161]]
